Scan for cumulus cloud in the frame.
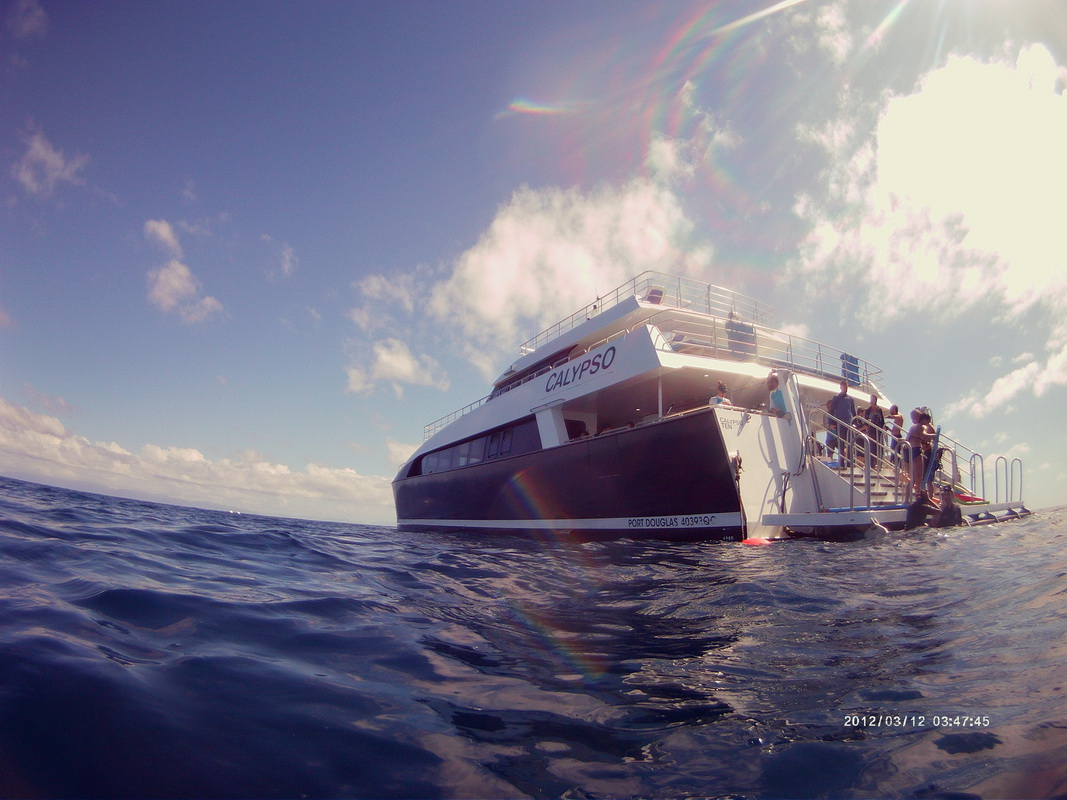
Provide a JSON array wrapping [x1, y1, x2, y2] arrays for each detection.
[[146, 260, 224, 323], [144, 220, 223, 323], [0, 397, 395, 523], [344, 173, 713, 392], [427, 177, 712, 374], [6, 0, 47, 39], [144, 219, 184, 258], [345, 338, 449, 398], [260, 235, 297, 280], [11, 129, 88, 198], [386, 437, 418, 468], [279, 244, 296, 277], [788, 43, 1067, 418]]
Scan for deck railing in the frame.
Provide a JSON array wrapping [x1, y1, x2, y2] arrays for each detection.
[[518, 271, 774, 356], [803, 410, 1008, 511], [654, 314, 884, 392], [423, 270, 885, 441]]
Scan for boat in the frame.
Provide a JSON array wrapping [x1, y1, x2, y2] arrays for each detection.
[[392, 272, 1031, 540]]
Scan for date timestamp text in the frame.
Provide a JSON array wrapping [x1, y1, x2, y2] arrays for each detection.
[[844, 714, 990, 728]]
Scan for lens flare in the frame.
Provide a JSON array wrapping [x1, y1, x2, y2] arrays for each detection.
[[863, 0, 913, 51]]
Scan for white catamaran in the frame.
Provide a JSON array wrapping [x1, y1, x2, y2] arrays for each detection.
[[393, 272, 1030, 540]]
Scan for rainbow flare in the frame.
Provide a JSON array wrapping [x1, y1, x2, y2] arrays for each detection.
[[496, 98, 583, 120]]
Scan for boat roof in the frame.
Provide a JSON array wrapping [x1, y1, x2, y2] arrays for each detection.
[[423, 271, 887, 441], [494, 271, 772, 388]]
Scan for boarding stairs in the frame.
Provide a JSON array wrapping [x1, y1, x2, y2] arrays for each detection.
[[760, 408, 1031, 535]]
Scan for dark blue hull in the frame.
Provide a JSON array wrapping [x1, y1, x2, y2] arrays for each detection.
[[393, 409, 745, 540]]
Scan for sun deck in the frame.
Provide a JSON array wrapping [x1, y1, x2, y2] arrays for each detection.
[[423, 271, 885, 441]]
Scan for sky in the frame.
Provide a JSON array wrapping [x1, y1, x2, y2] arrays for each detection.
[[1, 0, 1065, 525]]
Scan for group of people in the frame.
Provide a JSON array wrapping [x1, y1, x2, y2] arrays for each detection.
[[712, 375, 941, 493], [822, 379, 939, 492], [711, 374, 790, 420]]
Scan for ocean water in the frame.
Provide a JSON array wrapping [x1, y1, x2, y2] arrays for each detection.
[[0, 475, 1064, 800]]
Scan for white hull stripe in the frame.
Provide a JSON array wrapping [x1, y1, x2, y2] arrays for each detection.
[[397, 512, 744, 532]]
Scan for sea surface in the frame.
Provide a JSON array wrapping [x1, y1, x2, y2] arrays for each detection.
[[0, 475, 1065, 800]]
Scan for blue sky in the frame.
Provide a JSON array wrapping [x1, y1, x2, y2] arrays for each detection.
[[2, 0, 1065, 523]]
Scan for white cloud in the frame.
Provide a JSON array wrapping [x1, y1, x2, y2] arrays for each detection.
[[280, 244, 296, 277], [789, 43, 1067, 417], [345, 338, 449, 398], [0, 397, 394, 523], [146, 259, 223, 323], [6, 0, 47, 39], [261, 235, 298, 279], [144, 221, 223, 323], [12, 130, 88, 198], [22, 384, 74, 416], [426, 177, 712, 376], [386, 437, 418, 468], [144, 219, 184, 258], [357, 272, 418, 313], [344, 175, 713, 392]]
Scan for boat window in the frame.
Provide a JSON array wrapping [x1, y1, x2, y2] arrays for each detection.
[[415, 417, 541, 476], [455, 439, 486, 467], [449, 441, 463, 467], [466, 438, 485, 465], [510, 419, 541, 456]]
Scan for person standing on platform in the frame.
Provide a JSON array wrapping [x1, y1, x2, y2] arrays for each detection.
[[829, 379, 856, 468]]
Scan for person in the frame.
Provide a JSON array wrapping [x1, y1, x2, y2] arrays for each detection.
[[766, 372, 788, 418], [905, 408, 935, 494], [932, 484, 963, 527], [709, 381, 730, 405], [828, 379, 856, 468], [886, 404, 904, 453], [861, 394, 886, 462]]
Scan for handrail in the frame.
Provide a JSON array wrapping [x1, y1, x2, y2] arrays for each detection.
[[1011, 458, 1024, 503], [424, 272, 886, 440], [969, 453, 986, 500], [993, 456, 1025, 503], [517, 270, 774, 356], [994, 456, 1007, 503], [804, 408, 1027, 514], [652, 313, 885, 393], [806, 408, 916, 510]]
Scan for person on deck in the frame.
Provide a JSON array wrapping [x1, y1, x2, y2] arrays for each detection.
[[862, 394, 886, 462], [829, 379, 856, 468], [906, 409, 936, 494], [710, 381, 730, 405], [886, 404, 905, 454], [767, 373, 788, 418]]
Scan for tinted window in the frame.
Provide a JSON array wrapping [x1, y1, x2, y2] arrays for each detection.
[[418, 418, 541, 475], [511, 419, 541, 456]]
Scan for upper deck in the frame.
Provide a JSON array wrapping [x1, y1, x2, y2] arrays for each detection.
[[517, 272, 773, 357], [423, 271, 884, 440]]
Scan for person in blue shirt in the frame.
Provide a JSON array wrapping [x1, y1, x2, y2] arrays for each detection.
[[767, 372, 788, 418]]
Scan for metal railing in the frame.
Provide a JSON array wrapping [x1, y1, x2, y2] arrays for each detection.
[[656, 314, 884, 392], [806, 410, 920, 510], [803, 409, 1024, 514], [994, 456, 1025, 504], [517, 270, 774, 356], [423, 270, 885, 441]]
